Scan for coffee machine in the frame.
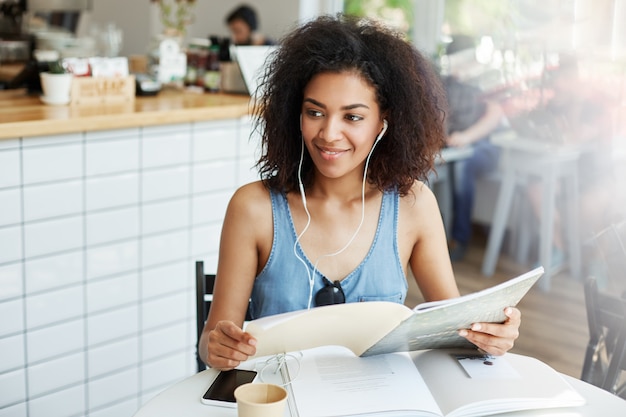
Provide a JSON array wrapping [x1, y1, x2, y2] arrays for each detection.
[[0, 0, 92, 91]]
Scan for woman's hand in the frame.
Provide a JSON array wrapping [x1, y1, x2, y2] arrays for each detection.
[[458, 307, 521, 356], [206, 320, 257, 370]]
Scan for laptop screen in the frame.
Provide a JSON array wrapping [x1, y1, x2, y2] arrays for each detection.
[[233, 45, 277, 96]]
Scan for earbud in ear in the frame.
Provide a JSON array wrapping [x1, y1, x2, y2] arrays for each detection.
[[376, 119, 388, 141], [299, 114, 302, 131]]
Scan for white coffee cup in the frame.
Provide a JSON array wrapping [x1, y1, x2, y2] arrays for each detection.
[[234, 383, 288, 417]]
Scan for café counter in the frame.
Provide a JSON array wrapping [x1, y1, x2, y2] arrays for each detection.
[[0, 88, 252, 139], [0, 88, 259, 416]]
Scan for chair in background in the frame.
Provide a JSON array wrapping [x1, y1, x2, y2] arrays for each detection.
[[580, 221, 626, 398], [195, 260, 252, 372]]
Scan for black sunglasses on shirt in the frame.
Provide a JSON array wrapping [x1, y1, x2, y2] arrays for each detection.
[[315, 279, 346, 306]]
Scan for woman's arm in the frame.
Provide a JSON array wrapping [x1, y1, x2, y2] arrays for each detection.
[[402, 183, 459, 301], [198, 182, 272, 370], [403, 182, 521, 355]]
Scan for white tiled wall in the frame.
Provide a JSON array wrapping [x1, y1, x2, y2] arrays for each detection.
[[0, 117, 259, 416]]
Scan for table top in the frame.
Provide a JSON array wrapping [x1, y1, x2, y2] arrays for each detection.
[[490, 129, 585, 157], [0, 88, 252, 140], [132, 353, 626, 417]]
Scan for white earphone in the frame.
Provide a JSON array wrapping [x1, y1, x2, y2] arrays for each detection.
[[294, 117, 390, 309], [376, 119, 388, 142]]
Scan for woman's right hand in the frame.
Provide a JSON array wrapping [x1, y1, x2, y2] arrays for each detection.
[[206, 320, 257, 370]]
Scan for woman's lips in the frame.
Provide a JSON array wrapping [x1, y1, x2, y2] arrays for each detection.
[[317, 145, 347, 160]]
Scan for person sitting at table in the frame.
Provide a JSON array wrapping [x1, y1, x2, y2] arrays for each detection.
[[442, 35, 505, 262], [199, 14, 521, 370], [225, 4, 275, 46]]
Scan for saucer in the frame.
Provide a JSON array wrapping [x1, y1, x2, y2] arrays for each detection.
[[40, 95, 70, 105]]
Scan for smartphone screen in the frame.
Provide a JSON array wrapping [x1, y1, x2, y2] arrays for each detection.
[[201, 369, 258, 407]]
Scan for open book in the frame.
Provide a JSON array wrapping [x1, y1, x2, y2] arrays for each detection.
[[246, 267, 544, 358], [258, 345, 585, 417]]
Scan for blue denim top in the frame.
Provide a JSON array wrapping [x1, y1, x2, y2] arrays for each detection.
[[248, 188, 407, 319]]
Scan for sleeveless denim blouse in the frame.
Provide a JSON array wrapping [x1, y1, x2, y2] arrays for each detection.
[[248, 189, 407, 319]]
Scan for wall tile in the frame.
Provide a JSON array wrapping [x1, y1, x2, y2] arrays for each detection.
[[0, 226, 22, 264], [141, 230, 187, 268], [25, 251, 83, 295], [142, 127, 190, 169], [85, 173, 139, 211], [0, 298, 24, 336], [23, 216, 82, 259], [86, 240, 138, 281], [86, 127, 140, 142], [86, 272, 138, 314], [87, 367, 138, 409], [22, 143, 82, 185], [141, 322, 187, 361], [85, 135, 139, 176], [0, 148, 20, 189], [27, 351, 85, 398], [141, 292, 188, 330], [0, 262, 22, 301], [0, 188, 21, 227], [88, 337, 138, 378], [141, 261, 188, 299], [27, 319, 84, 364], [191, 191, 231, 226], [192, 160, 237, 194], [238, 155, 260, 185], [0, 334, 24, 373], [0, 402, 27, 417], [23, 180, 82, 222], [87, 305, 138, 346], [0, 138, 19, 150], [22, 132, 81, 148], [28, 384, 85, 417], [142, 166, 189, 202], [142, 199, 189, 235], [26, 286, 84, 329], [192, 120, 238, 162], [0, 368, 26, 408], [140, 352, 188, 392], [237, 119, 261, 159], [190, 223, 221, 258], [86, 206, 139, 246]]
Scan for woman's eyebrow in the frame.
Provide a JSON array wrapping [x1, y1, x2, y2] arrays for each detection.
[[303, 97, 370, 111]]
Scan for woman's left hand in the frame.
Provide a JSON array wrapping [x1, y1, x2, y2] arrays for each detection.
[[458, 307, 521, 356]]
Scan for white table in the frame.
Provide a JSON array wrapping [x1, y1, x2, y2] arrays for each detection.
[[133, 355, 626, 417]]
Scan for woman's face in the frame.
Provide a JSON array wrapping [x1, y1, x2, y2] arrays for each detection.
[[229, 18, 252, 45], [300, 71, 385, 180]]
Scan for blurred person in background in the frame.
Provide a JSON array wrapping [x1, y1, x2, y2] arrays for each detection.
[[525, 53, 617, 271], [442, 35, 505, 262], [225, 4, 275, 46]]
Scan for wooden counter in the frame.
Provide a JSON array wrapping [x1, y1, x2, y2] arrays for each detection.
[[0, 88, 252, 139]]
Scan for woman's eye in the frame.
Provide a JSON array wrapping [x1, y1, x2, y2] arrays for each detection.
[[346, 114, 363, 122], [307, 110, 323, 118]]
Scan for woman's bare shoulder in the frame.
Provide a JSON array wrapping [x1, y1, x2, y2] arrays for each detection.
[[399, 180, 438, 213], [228, 181, 272, 215]]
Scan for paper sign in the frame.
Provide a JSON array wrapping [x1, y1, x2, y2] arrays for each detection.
[[454, 353, 521, 379]]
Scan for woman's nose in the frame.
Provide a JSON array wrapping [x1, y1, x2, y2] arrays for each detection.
[[319, 118, 342, 142]]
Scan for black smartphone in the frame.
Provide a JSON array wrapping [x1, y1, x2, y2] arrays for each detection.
[[201, 368, 258, 407]]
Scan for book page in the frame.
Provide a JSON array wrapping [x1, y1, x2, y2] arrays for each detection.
[[413, 349, 586, 417], [362, 267, 544, 356], [287, 346, 441, 417]]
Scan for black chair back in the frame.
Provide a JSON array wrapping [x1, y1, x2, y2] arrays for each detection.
[[195, 260, 252, 372]]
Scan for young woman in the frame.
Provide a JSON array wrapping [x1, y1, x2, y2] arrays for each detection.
[[199, 14, 521, 370]]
